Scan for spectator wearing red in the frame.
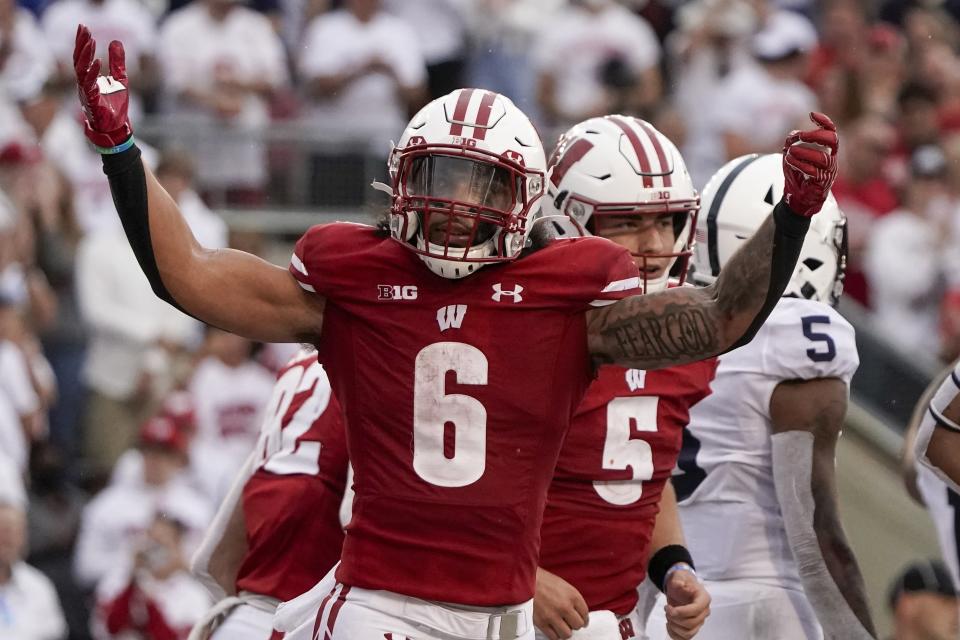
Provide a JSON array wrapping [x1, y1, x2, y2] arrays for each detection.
[[73, 416, 212, 590], [92, 513, 211, 640]]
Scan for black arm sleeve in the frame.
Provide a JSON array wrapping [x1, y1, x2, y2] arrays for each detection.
[[728, 200, 811, 352], [100, 145, 191, 317]]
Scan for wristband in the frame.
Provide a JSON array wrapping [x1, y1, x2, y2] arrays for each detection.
[[648, 544, 695, 593], [94, 136, 136, 155]]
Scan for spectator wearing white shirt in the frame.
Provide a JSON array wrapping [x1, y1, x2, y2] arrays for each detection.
[[75, 220, 203, 480], [866, 145, 956, 359], [0, 456, 68, 640], [710, 9, 819, 162], [533, 0, 662, 136], [0, 327, 42, 473], [0, 0, 54, 111], [42, 0, 159, 112], [73, 416, 212, 590], [0, 0, 53, 162], [158, 0, 288, 203], [154, 149, 228, 251], [299, 0, 427, 148], [188, 328, 275, 482], [666, 0, 757, 187], [386, 0, 468, 99]]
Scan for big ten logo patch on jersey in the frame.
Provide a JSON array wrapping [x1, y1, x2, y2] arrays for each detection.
[[619, 618, 637, 639], [436, 305, 467, 332], [378, 285, 418, 300], [491, 283, 523, 303], [625, 369, 646, 391]]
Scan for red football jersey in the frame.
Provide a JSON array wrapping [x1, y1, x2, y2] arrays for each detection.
[[235, 350, 349, 602], [289, 223, 640, 606], [539, 360, 717, 615]]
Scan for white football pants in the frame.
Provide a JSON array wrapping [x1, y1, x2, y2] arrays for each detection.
[[644, 580, 823, 640]]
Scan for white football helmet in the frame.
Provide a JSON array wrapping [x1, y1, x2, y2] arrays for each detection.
[[541, 115, 698, 292], [691, 153, 847, 305], [387, 88, 546, 279]]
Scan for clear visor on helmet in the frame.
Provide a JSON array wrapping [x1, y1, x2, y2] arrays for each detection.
[[407, 155, 518, 212], [401, 154, 523, 257]]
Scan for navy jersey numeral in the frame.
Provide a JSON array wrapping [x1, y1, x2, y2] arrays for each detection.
[[673, 428, 707, 502], [802, 315, 836, 362]]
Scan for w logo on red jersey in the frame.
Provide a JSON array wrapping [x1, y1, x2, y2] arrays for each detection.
[[436, 305, 467, 331], [625, 369, 646, 391]]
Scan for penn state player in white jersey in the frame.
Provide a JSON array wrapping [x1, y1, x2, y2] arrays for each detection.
[[647, 154, 876, 639], [903, 360, 960, 588]]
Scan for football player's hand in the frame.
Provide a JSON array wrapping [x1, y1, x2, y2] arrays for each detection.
[[534, 568, 589, 640], [664, 566, 710, 640], [781, 112, 839, 218], [73, 24, 133, 149]]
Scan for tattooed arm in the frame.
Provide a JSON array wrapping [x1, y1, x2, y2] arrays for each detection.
[[587, 113, 839, 370], [588, 207, 796, 369]]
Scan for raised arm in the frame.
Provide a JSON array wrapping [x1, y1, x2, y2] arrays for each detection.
[[770, 378, 876, 639], [588, 113, 839, 369], [73, 26, 324, 344]]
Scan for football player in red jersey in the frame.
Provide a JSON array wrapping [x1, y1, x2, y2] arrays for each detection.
[[533, 117, 714, 640], [73, 24, 838, 639], [187, 348, 349, 639]]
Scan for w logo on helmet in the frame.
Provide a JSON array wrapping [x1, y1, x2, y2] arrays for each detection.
[[491, 283, 523, 303]]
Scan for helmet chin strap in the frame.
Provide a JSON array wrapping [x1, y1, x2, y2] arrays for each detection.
[[414, 233, 498, 280]]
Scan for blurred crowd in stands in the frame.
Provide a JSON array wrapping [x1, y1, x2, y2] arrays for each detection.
[[4, 0, 960, 637]]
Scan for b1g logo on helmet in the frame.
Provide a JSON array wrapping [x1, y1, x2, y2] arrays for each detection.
[[378, 285, 418, 300]]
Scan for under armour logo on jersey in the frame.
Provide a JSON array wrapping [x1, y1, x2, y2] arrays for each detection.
[[437, 305, 467, 331], [378, 285, 418, 300], [625, 369, 646, 391], [491, 283, 524, 303]]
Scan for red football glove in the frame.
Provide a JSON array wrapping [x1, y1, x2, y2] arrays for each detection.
[[781, 112, 839, 218], [73, 24, 133, 150]]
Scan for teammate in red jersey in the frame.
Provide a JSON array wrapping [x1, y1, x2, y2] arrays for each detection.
[[188, 349, 349, 639], [534, 117, 714, 640], [74, 23, 838, 638]]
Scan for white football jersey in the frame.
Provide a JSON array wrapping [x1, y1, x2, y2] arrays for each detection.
[[674, 297, 859, 589], [916, 464, 960, 589]]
